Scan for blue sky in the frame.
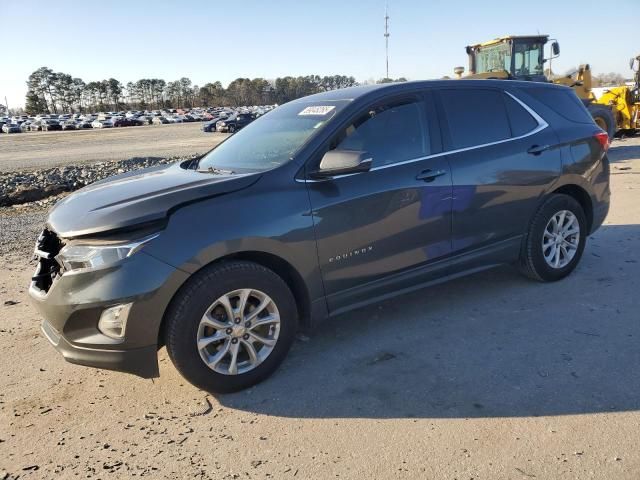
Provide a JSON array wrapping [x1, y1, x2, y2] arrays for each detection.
[[1, 0, 638, 108]]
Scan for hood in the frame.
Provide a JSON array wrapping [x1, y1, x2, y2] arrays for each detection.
[[48, 162, 260, 238]]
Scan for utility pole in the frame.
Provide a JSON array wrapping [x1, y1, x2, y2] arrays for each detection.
[[384, 4, 390, 80]]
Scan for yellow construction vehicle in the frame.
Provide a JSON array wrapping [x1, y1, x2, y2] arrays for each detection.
[[455, 35, 639, 138], [591, 54, 640, 136]]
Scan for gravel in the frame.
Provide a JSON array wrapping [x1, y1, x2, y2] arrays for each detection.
[[0, 155, 196, 207], [0, 154, 198, 257], [0, 207, 47, 258]]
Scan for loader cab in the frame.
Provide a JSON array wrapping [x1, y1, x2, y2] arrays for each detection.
[[466, 35, 558, 83]]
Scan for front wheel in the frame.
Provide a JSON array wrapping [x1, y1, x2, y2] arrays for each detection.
[[518, 194, 587, 282], [164, 261, 298, 393]]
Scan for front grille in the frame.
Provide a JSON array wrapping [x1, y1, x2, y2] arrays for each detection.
[[32, 229, 63, 293]]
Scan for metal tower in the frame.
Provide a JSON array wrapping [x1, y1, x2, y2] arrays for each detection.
[[384, 4, 390, 79]]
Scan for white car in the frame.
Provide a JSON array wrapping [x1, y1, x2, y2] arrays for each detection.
[[92, 119, 113, 128]]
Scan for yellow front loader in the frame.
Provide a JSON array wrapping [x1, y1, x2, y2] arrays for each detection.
[[592, 55, 640, 135], [456, 35, 639, 138]]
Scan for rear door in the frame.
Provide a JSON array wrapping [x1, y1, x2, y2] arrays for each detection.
[[305, 93, 453, 312], [434, 87, 561, 261]]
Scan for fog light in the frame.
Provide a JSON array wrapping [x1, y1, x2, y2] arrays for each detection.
[[98, 303, 132, 339]]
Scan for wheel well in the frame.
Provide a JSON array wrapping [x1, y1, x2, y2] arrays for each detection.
[[223, 251, 311, 326], [158, 251, 312, 347], [552, 184, 593, 232]]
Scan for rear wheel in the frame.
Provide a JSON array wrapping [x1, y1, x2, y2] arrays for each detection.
[[164, 261, 298, 393], [518, 194, 587, 282], [588, 104, 616, 139]]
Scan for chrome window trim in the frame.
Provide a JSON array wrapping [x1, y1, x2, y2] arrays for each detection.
[[299, 90, 548, 183]]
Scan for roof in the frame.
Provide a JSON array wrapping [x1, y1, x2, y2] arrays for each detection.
[[467, 35, 550, 49], [291, 78, 567, 104]]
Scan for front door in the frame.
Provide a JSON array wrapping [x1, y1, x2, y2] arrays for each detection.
[[305, 94, 453, 313]]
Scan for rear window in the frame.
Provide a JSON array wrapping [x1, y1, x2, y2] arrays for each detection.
[[503, 93, 539, 136], [439, 89, 511, 149], [526, 87, 593, 124]]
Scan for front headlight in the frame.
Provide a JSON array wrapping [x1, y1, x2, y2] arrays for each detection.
[[55, 233, 159, 273], [218, 122, 225, 126]]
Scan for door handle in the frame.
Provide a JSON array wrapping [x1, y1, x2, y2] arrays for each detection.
[[527, 144, 551, 155], [416, 169, 447, 182]]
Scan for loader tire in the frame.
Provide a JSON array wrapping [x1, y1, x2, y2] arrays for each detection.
[[587, 104, 616, 139]]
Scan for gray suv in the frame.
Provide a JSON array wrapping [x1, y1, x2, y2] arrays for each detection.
[[29, 80, 610, 393]]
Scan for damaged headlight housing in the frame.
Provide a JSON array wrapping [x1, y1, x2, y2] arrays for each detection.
[[55, 233, 159, 273]]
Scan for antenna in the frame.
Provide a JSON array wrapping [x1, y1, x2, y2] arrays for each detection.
[[384, 4, 390, 79]]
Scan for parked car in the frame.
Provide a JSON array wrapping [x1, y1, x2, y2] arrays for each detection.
[[20, 121, 33, 132], [76, 119, 93, 129], [29, 121, 44, 131], [113, 117, 141, 127], [2, 123, 21, 133], [61, 120, 77, 131], [216, 113, 254, 133], [92, 119, 113, 128], [201, 115, 227, 132], [41, 119, 62, 131], [29, 81, 610, 394]]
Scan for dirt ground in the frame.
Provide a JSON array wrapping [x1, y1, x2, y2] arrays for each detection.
[[0, 138, 639, 479], [0, 123, 224, 172]]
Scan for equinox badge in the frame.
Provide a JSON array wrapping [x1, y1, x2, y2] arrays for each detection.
[[329, 246, 374, 263]]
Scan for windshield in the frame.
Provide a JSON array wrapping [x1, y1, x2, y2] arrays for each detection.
[[198, 99, 350, 173], [474, 42, 511, 73], [513, 40, 545, 76]]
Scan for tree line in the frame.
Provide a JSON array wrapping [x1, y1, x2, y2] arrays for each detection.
[[24, 67, 363, 115]]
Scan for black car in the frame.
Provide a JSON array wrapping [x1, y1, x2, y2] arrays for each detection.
[[41, 119, 63, 131], [216, 112, 253, 133], [201, 115, 227, 132], [113, 117, 142, 127], [29, 80, 610, 393]]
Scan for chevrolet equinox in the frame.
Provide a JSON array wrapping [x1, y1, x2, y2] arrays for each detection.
[[29, 80, 610, 393]]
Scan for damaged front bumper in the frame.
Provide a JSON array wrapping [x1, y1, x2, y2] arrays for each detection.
[[28, 229, 189, 378]]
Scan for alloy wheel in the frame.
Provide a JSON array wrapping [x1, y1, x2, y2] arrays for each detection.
[[196, 288, 281, 375], [542, 210, 580, 269]]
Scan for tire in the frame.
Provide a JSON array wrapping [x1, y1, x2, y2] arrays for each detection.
[[587, 103, 616, 139], [228, 125, 236, 133], [518, 194, 587, 282], [164, 261, 298, 393]]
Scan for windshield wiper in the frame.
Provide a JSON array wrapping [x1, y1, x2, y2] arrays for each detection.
[[197, 166, 235, 175]]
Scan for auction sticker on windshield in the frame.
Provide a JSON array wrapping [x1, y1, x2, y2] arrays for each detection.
[[298, 106, 336, 116]]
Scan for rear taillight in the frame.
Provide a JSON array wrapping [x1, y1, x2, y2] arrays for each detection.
[[594, 131, 610, 151]]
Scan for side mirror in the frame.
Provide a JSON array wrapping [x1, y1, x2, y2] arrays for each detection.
[[551, 41, 560, 56], [310, 150, 372, 179]]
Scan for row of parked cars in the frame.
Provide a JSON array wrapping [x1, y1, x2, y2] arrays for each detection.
[[0, 105, 276, 135]]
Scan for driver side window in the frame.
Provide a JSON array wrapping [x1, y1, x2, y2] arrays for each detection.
[[331, 100, 429, 168]]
